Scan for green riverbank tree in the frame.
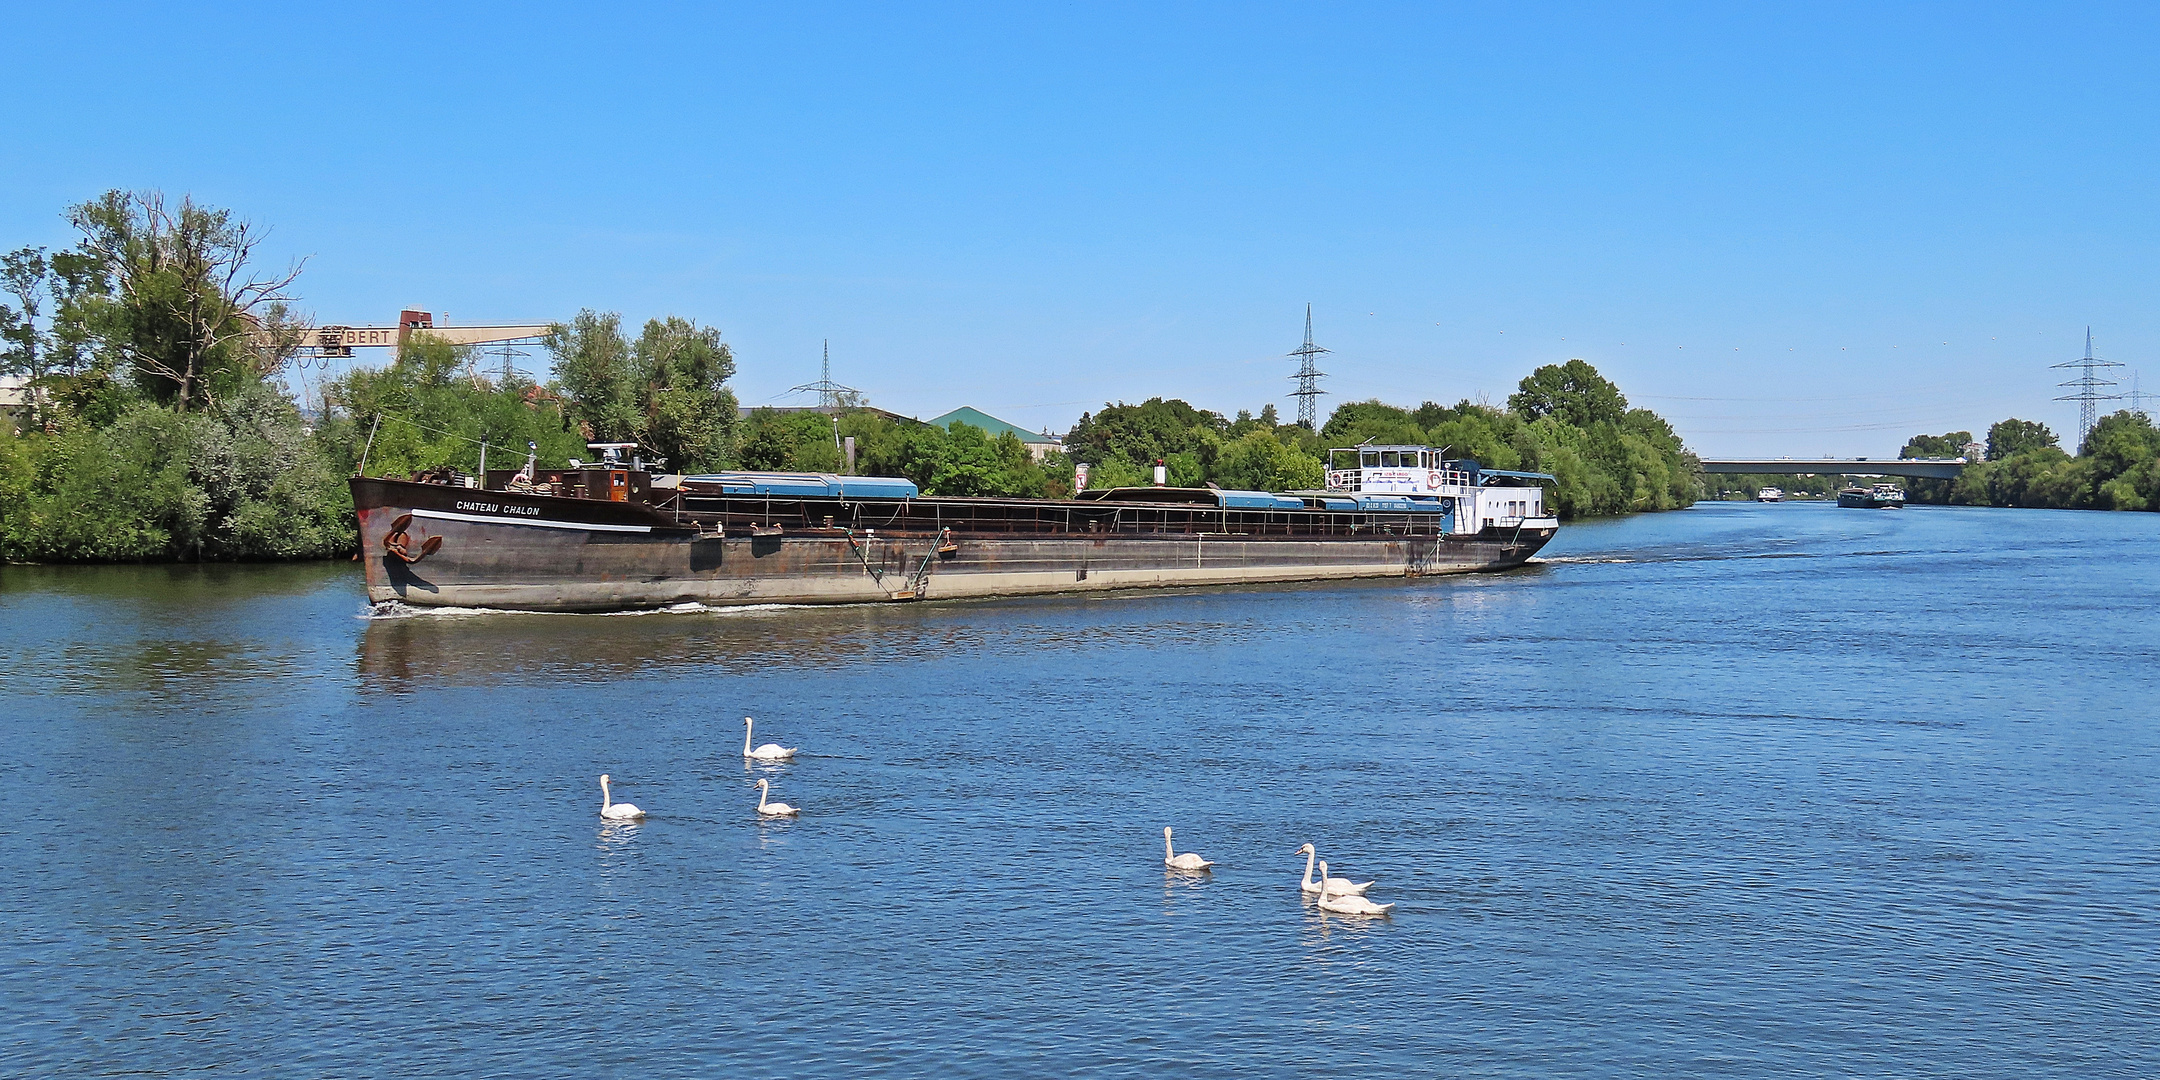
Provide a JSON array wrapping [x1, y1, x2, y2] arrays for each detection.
[[1902, 412, 2160, 511], [545, 310, 741, 472]]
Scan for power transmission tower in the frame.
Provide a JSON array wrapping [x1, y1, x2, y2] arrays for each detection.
[[790, 339, 860, 410], [2128, 369, 2153, 420], [1285, 304, 1330, 429], [2052, 327, 2124, 451], [488, 341, 529, 382]]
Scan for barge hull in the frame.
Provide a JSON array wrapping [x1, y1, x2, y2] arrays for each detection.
[[354, 478, 1554, 612]]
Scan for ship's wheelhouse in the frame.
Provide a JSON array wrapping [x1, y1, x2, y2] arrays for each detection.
[[1324, 443, 1557, 536], [1324, 445, 1477, 496]]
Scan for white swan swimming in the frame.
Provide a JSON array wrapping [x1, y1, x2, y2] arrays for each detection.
[[598, 774, 646, 820], [1297, 842, 1374, 896], [1316, 860, 1394, 916], [743, 716, 797, 761], [1163, 826, 1213, 871], [755, 778, 799, 817]]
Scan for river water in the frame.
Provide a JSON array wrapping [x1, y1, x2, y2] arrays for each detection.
[[3, 501, 2156, 1077]]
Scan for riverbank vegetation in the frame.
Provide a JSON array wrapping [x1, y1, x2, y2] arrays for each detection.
[[0, 192, 721, 563], [726, 359, 1699, 518], [0, 192, 353, 562], [1902, 414, 2160, 510], [4, 191, 1696, 563], [1045, 358, 1696, 518]]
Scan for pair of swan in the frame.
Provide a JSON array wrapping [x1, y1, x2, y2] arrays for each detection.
[[1300, 843, 1393, 915], [598, 773, 805, 819], [744, 715, 799, 816], [1313, 859, 1394, 915], [1304, 864, 1391, 915]]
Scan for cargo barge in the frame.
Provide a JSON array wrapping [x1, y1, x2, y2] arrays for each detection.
[[350, 443, 1559, 612], [1837, 483, 1906, 509]]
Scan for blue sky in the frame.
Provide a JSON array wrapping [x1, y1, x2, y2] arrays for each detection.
[[5, 2, 2156, 455]]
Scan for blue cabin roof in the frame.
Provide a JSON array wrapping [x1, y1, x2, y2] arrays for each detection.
[[1478, 468, 1557, 484], [686, 472, 921, 499]]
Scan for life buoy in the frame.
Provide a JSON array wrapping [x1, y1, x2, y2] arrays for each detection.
[[1427, 470, 1442, 488]]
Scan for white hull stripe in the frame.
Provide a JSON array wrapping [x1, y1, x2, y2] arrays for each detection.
[[410, 508, 653, 534]]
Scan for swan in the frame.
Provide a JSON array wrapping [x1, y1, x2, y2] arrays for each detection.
[[1163, 826, 1213, 871], [743, 716, 797, 761], [1297, 843, 1374, 896], [1316, 861, 1394, 916], [755, 778, 799, 817], [598, 774, 645, 820]]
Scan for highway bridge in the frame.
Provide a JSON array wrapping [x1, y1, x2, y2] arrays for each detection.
[[1697, 458, 1968, 480]]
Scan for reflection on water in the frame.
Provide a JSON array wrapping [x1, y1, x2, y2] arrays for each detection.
[[352, 576, 1438, 690], [5, 504, 2160, 1077], [595, 819, 642, 855], [355, 597, 1023, 688]]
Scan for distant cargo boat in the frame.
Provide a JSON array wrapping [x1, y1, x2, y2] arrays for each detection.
[[1837, 483, 1905, 509], [1756, 486, 1784, 502], [349, 443, 1559, 612]]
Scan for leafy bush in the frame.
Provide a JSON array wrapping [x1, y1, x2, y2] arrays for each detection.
[[0, 390, 362, 562]]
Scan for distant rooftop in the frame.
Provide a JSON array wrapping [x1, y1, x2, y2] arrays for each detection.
[[927, 406, 1062, 446]]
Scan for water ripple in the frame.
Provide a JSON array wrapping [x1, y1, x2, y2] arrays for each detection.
[[1, 502, 2157, 1077]]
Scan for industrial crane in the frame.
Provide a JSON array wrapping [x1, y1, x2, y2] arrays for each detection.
[[272, 309, 552, 358]]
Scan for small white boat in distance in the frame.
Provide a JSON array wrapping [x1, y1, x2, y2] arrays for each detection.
[[1756, 486, 1784, 502]]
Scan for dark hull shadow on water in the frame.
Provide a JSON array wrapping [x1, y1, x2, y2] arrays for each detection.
[[352, 567, 1552, 689]]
